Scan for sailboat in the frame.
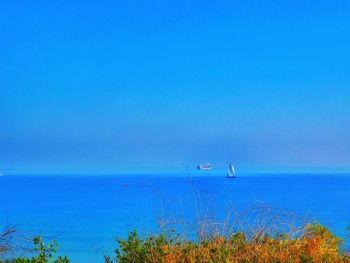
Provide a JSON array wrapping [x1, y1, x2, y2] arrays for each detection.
[[227, 163, 236, 178]]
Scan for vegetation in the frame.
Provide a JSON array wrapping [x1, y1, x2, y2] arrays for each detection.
[[1, 223, 349, 262], [0, 233, 69, 263], [1, 204, 350, 262], [106, 222, 350, 263]]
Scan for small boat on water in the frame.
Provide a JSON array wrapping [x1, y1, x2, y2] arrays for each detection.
[[0, 169, 13, 177], [227, 163, 236, 178], [197, 163, 212, 170]]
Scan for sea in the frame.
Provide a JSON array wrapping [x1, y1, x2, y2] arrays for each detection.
[[1, 173, 350, 262]]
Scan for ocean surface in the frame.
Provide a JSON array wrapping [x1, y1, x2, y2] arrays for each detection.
[[1, 174, 350, 262]]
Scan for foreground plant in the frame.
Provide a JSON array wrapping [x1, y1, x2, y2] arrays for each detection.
[[107, 222, 350, 263], [0, 236, 69, 263]]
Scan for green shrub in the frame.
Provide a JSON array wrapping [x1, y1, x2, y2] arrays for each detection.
[[0, 236, 69, 263], [105, 223, 350, 263]]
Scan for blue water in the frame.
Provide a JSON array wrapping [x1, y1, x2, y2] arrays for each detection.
[[1, 174, 350, 262]]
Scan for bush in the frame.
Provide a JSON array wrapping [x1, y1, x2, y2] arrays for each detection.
[[107, 223, 350, 263], [0, 236, 69, 263]]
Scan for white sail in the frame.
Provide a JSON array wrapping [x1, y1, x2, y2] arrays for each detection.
[[227, 163, 236, 178]]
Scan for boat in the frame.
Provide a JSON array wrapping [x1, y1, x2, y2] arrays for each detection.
[[0, 169, 13, 177], [197, 163, 212, 170], [227, 163, 236, 178]]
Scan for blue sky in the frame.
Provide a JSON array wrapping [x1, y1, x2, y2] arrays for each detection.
[[1, 0, 350, 173]]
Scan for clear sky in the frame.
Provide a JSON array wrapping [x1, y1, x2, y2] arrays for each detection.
[[1, 0, 350, 174]]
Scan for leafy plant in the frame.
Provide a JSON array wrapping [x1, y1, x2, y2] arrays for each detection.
[[0, 236, 69, 263], [106, 223, 350, 263]]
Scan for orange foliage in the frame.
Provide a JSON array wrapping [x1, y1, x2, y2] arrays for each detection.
[[115, 223, 350, 263]]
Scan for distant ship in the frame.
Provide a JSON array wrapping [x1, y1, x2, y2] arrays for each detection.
[[197, 163, 212, 170], [227, 163, 236, 178]]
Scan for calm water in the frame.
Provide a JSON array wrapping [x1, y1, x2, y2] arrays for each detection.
[[1, 174, 350, 262]]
